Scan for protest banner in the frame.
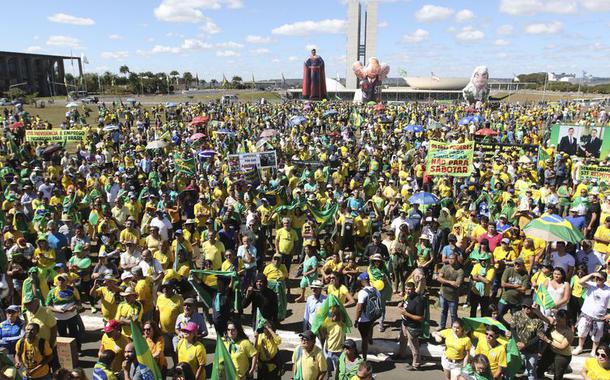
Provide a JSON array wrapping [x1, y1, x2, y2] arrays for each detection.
[[426, 140, 474, 177], [227, 151, 277, 172], [475, 142, 538, 162], [25, 129, 86, 143], [577, 165, 610, 184]]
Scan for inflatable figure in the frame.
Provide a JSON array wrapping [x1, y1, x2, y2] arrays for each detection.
[[302, 49, 327, 100], [353, 57, 390, 103], [462, 65, 490, 104]]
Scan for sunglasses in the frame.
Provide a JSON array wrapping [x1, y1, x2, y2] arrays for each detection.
[[597, 352, 608, 359], [486, 333, 496, 338]]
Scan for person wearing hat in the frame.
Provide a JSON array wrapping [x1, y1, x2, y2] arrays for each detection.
[[510, 297, 551, 380], [176, 322, 207, 380], [99, 320, 129, 372], [262, 253, 289, 321], [497, 258, 530, 327], [0, 305, 24, 355], [469, 252, 495, 318], [336, 339, 364, 380], [115, 286, 143, 337], [292, 330, 327, 380], [173, 298, 208, 350], [45, 272, 82, 350], [32, 235, 56, 273], [303, 279, 327, 332], [366, 253, 391, 333], [90, 273, 121, 322], [354, 272, 381, 359]]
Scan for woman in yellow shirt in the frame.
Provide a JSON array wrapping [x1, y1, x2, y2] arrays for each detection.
[[327, 272, 355, 307], [142, 321, 167, 377], [433, 319, 472, 380], [582, 345, 610, 380]]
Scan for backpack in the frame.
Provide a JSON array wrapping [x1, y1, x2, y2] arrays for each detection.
[[364, 288, 382, 321]]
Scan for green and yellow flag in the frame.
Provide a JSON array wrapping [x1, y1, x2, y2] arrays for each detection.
[[534, 284, 556, 309], [130, 321, 163, 380], [311, 294, 352, 335], [211, 335, 237, 380], [174, 153, 197, 176]]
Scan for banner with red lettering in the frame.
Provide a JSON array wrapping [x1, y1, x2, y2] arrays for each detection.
[[426, 140, 474, 177]]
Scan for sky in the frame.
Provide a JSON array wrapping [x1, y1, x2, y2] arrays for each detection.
[[3, 0, 610, 80]]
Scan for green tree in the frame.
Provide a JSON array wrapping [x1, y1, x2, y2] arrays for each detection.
[[182, 72, 193, 89], [119, 65, 130, 76]]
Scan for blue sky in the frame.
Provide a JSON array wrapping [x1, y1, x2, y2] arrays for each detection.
[[3, 0, 610, 80]]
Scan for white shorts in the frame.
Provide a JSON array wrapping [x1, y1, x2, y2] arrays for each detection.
[[577, 314, 605, 342], [441, 354, 464, 372]]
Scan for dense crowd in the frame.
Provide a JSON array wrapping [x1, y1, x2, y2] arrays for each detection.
[[0, 97, 609, 380]]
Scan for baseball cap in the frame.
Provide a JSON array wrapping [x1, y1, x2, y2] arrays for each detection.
[[501, 238, 510, 244], [299, 330, 315, 341], [181, 322, 198, 333], [370, 253, 383, 261], [310, 280, 324, 288], [103, 320, 120, 333], [5, 305, 19, 313], [358, 272, 369, 281], [184, 298, 197, 305], [343, 339, 357, 351]]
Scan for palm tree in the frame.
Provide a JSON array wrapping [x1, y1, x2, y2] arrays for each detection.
[[170, 70, 180, 86], [182, 72, 193, 89], [119, 65, 130, 77]]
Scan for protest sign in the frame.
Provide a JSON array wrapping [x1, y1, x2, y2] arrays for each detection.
[[549, 124, 610, 159], [25, 129, 86, 143], [426, 140, 474, 177], [227, 151, 277, 172], [577, 165, 610, 184], [475, 142, 538, 162]]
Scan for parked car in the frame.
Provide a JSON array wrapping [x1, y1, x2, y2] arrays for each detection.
[[81, 96, 99, 104], [0, 98, 11, 106]]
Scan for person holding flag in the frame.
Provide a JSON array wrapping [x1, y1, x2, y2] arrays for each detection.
[[122, 343, 155, 380]]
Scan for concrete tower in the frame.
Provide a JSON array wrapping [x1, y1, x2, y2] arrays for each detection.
[[346, 0, 378, 89]]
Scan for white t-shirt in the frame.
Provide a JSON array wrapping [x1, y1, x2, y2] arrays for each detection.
[[551, 252, 575, 273], [357, 286, 381, 323], [581, 282, 610, 319]]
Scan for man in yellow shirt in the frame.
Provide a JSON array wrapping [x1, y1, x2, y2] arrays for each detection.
[[99, 319, 129, 372], [474, 326, 507, 379], [177, 322, 207, 380], [201, 234, 225, 270], [90, 273, 121, 321], [275, 217, 299, 274], [292, 330, 327, 380], [23, 297, 57, 350], [131, 267, 154, 320], [156, 280, 184, 336], [15, 323, 53, 380], [593, 217, 610, 255]]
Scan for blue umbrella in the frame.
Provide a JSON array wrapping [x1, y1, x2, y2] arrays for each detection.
[[289, 115, 307, 126], [458, 116, 474, 126], [103, 124, 119, 131], [471, 115, 484, 124], [323, 110, 338, 117], [409, 191, 440, 205], [404, 124, 424, 133], [198, 149, 217, 158]]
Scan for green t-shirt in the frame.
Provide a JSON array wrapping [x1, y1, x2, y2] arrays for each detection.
[[500, 267, 530, 305]]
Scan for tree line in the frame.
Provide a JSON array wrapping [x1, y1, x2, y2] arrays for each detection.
[[517, 72, 610, 94]]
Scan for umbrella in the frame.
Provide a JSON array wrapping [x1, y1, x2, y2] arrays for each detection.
[[471, 115, 484, 124], [427, 119, 443, 130], [146, 140, 168, 150], [367, 101, 376, 106], [190, 133, 206, 141], [66, 102, 79, 108], [260, 129, 279, 138], [165, 102, 177, 108], [191, 116, 210, 125], [518, 156, 532, 164], [289, 115, 307, 126], [42, 144, 62, 156], [523, 214, 584, 243], [323, 110, 338, 117], [458, 116, 474, 126], [216, 128, 236, 135], [10, 121, 24, 130], [404, 125, 424, 133], [408, 191, 440, 205], [198, 149, 217, 158], [373, 103, 385, 111], [103, 125, 119, 131], [475, 128, 498, 136]]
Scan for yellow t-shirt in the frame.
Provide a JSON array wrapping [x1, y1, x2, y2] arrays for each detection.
[[470, 264, 495, 297], [492, 247, 516, 269], [135, 278, 154, 315], [276, 228, 298, 255], [475, 339, 507, 374], [224, 338, 257, 378], [584, 357, 610, 380], [594, 225, 610, 254], [25, 305, 57, 343], [263, 263, 288, 281], [327, 284, 350, 305], [292, 346, 327, 380], [101, 333, 129, 371], [94, 286, 118, 321], [114, 302, 143, 336], [256, 333, 282, 372], [15, 338, 53, 378], [439, 329, 472, 360], [177, 339, 207, 380], [519, 247, 537, 273], [323, 320, 346, 352], [201, 240, 225, 270], [156, 294, 184, 334]]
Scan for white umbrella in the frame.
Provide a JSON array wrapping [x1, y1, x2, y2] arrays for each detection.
[[103, 125, 119, 131], [146, 140, 168, 150], [66, 102, 79, 108]]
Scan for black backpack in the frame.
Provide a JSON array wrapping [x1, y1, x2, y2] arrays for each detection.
[[364, 288, 383, 321]]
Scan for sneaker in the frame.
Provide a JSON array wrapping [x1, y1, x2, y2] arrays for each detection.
[[90, 306, 98, 313], [572, 346, 583, 356]]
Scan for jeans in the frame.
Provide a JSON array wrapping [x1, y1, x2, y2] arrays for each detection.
[[522, 352, 539, 380], [439, 295, 458, 329], [538, 348, 571, 380]]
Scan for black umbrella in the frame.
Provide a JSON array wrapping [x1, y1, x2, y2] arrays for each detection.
[[42, 143, 63, 156]]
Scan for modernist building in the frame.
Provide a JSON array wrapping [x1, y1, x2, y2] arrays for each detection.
[[0, 51, 82, 96], [346, 0, 378, 89]]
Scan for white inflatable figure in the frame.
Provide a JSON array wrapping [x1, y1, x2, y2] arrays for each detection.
[[353, 57, 390, 103], [462, 65, 490, 104]]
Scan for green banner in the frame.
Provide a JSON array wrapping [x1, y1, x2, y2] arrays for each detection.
[[426, 140, 474, 177], [25, 129, 85, 143], [577, 164, 610, 184]]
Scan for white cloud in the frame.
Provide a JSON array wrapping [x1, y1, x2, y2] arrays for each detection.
[[46, 35, 81, 48], [26, 46, 42, 53], [48, 13, 95, 26], [414, 5, 454, 22], [200, 18, 220, 34], [272, 19, 346, 36], [499, 0, 577, 15], [402, 29, 430, 43], [182, 39, 212, 49], [216, 41, 244, 49], [525, 21, 563, 34], [251, 48, 270, 54], [455, 26, 485, 41], [108, 34, 124, 40], [154, 0, 241, 22], [582, 0, 610, 11], [151, 45, 182, 54], [271, 58, 280, 63], [288, 56, 298, 61], [494, 39, 511, 46], [101, 51, 129, 60], [246, 35, 271, 44], [497, 24, 514, 35], [378, 21, 389, 28], [306, 44, 318, 51], [216, 50, 240, 57], [455, 9, 474, 22]]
